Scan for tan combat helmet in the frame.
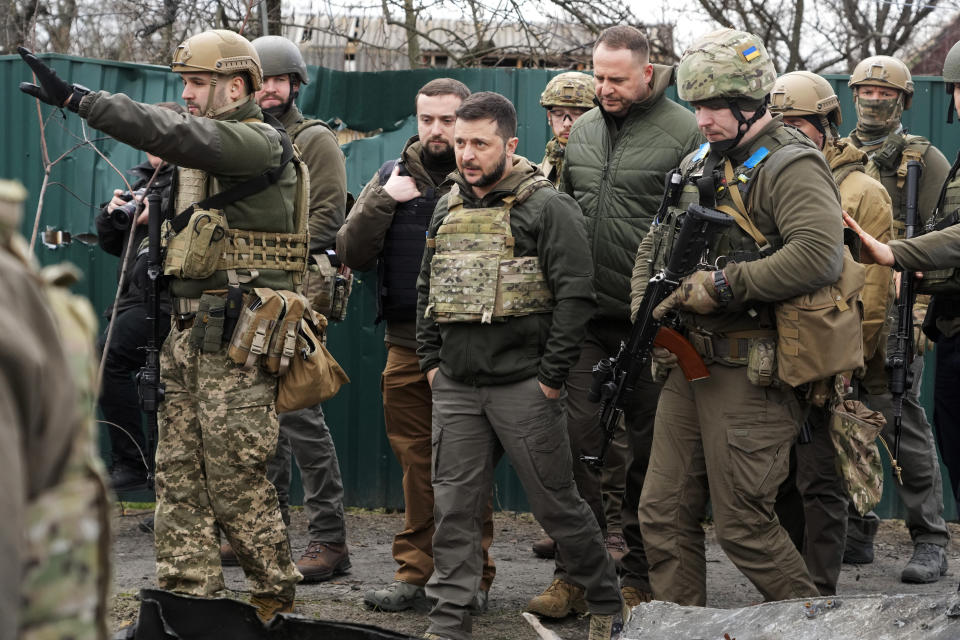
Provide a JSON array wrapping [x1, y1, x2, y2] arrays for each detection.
[[943, 41, 960, 123], [540, 72, 594, 109], [171, 29, 263, 117], [770, 71, 842, 138], [848, 55, 914, 109]]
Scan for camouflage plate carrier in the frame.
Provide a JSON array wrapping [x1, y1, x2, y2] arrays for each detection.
[[425, 176, 555, 323]]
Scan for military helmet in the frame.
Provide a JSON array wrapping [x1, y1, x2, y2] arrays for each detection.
[[769, 71, 842, 126], [848, 56, 913, 108], [252, 36, 309, 85], [677, 29, 776, 103], [943, 41, 960, 83], [171, 29, 263, 91], [540, 72, 594, 109]]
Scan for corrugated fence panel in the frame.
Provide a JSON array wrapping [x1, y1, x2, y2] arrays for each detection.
[[0, 52, 956, 518]]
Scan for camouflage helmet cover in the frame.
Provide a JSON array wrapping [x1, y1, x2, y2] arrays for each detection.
[[769, 70, 842, 126], [540, 71, 594, 109], [848, 55, 913, 108], [677, 28, 776, 103], [171, 29, 263, 91], [252, 35, 309, 85], [943, 41, 960, 84]]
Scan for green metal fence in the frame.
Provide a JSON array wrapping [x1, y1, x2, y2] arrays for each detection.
[[1, 53, 956, 519]]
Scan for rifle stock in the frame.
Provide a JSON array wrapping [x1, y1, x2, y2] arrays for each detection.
[[582, 204, 733, 468]]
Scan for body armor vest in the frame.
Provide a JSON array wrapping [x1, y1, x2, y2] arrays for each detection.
[[916, 152, 960, 300], [376, 158, 438, 322], [862, 131, 929, 237], [425, 176, 554, 323]]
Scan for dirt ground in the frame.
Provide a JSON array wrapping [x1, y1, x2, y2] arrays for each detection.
[[109, 505, 960, 639]]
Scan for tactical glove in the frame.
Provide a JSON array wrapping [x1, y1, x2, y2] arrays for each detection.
[[18, 46, 89, 112], [653, 269, 723, 320]]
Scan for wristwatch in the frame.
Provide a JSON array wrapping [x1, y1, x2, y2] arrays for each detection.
[[713, 269, 733, 306]]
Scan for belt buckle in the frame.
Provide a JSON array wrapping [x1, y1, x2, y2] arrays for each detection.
[[689, 332, 714, 359]]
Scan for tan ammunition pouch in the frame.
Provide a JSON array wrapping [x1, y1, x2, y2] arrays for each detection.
[[304, 252, 353, 322], [718, 157, 865, 388], [227, 288, 286, 369], [276, 309, 350, 412], [425, 177, 554, 323]]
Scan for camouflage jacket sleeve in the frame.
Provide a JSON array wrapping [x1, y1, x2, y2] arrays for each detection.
[[842, 172, 894, 360], [889, 223, 960, 272], [79, 92, 284, 178], [724, 151, 844, 302], [297, 124, 346, 252], [336, 172, 397, 271], [536, 191, 596, 387], [415, 195, 447, 373], [630, 227, 656, 322]]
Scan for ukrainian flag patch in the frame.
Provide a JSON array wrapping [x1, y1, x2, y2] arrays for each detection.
[[740, 45, 760, 62]]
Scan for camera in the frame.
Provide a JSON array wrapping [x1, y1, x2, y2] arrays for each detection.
[[110, 187, 147, 230]]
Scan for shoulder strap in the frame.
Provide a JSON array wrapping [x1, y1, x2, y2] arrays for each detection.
[[514, 174, 553, 206], [288, 118, 332, 140], [716, 157, 769, 247], [169, 113, 295, 234]]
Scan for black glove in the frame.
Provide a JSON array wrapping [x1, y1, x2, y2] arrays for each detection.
[[18, 46, 89, 112]]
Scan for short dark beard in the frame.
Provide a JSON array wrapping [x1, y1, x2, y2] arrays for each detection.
[[423, 141, 455, 165], [468, 151, 507, 189]]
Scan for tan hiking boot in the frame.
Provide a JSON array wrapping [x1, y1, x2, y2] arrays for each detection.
[[296, 541, 351, 583], [621, 585, 652, 608], [250, 595, 294, 622], [526, 578, 587, 618], [220, 541, 239, 567], [587, 602, 631, 640]]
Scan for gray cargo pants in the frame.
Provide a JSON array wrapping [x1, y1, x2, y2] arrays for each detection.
[[267, 403, 346, 544], [849, 356, 950, 549], [426, 372, 621, 640]]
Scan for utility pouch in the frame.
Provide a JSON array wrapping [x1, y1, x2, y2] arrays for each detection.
[[747, 337, 777, 387], [265, 290, 307, 376], [163, 209, 227, 279], [189, 293, 227, 353], [227, 288, 285, 369], [873, 134, 906, 171], [829, 399, 886, 516], [304, 252, 353, 322], [776, 247, 865, 387], [276, 309, 350, 412]]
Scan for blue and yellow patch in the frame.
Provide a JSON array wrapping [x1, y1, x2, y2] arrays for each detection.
[[739, 44, 760, 62]]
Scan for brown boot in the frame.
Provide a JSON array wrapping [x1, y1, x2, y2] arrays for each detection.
[[621, 585, 652, 608], [605, 532, 627, 564], [526, 578, 587, 618], [250, 595, 294, 622], [296, 541, 351, 583], [531, 536, 557, 559], [220, 541, 239, 567]]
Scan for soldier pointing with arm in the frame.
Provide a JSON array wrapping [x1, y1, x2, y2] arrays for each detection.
[[20, 30, 305, 620]]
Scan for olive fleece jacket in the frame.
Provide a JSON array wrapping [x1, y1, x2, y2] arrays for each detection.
[[279, 104, 346, 252], [416, 157, 596, 388]]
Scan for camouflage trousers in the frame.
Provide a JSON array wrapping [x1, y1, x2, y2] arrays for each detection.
[[155, 324, 301, 602]]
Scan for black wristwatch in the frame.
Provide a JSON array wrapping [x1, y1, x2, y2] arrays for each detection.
[[713, 269, 733, 306]]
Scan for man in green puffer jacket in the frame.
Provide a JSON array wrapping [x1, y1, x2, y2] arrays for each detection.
[[529, 25, 701, 615]]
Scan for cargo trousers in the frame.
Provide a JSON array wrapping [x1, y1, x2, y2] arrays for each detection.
[[639, 364, 818, 605], [426, 372, 621, 640], [382, 344, 495, 589], [266, 403, 346, 544], [849, 355, 950, 548], [155, 325, 301, 603]]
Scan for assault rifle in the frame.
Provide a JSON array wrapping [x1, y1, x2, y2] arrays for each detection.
[[582, 204, 733, 468], [136, 191, 166, 488], [886, 160, 922, 484]]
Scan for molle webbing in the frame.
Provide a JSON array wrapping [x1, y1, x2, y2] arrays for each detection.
[[219, 229, 309, 271]]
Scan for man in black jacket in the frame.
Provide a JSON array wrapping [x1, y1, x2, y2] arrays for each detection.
[[95, 102, 182, 493]]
